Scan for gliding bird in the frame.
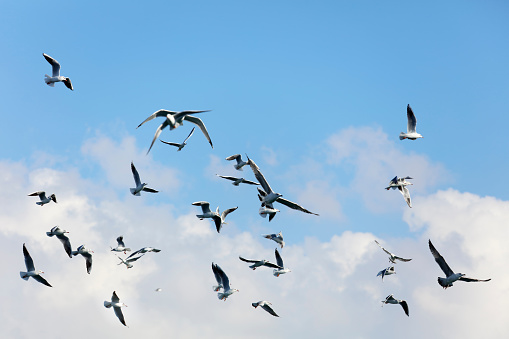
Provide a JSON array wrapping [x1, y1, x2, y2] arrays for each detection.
[[20, 243, 52, 287], [262, 232, 285, 248], [160, 127, 195, 151], [127, 247, 161, 260], [28, 191, 57, 206], [46, 226, 72, 258], [192, 201, 238, 233], [374, 240, 412, 264], [385, 176, 413, 208], [239, 256, 282, 270], [130, 162, 159, 196], [72, 245, 93, 274], [111, 236, 131, 254], [216, 174, 259, 186], [273, 249, 291, 277], [225, 154, 248, 171], [104, 291, 128, 326], [117, 254, 144, 269], [399, 104, 423, 140], [212, 263, 239, 301], [381, 294, 409, 317], [377, 266, 396, 281], [252, 301, 279, 317], [43, 53, 73, 90]]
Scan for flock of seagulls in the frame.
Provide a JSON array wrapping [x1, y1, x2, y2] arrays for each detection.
[[17, 52, 491, 329]]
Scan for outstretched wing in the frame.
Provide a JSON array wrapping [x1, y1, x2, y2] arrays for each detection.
[[239, 256, 258, 263], [261, 303, 279, 317], [116, 236, 125, 247], [212, 263, 222, 285], [263, 261, 282, 269], [400, 300, 409, 317], [428, 240, 454, 277], [276, 197, 319, 215], [459, 277, 491, 283], [183, 115, 213, 148], [33, 274, 52, 287], [114, 307, 126, 326], [182, 127, 195, 143], [23, 244, 35, 272], [192, 201, 211, 214], [43, 53, 60, 77], [275, 248, 284, 268], [406, 104, 417, 133], [216, 264, 230, 291], [246, 156, 273, 194], [398, 186, 412, 208], [136, 110, 175, 129], [375, 240, 393, 257], [225, 154, 241, 161], [142, 187, 159, 193], [221, 207, 238, 220], [56, 234, 72, 258], [131, 162, 141, 186], [147, 120, 170, 154], [160, 140, 181, 148]]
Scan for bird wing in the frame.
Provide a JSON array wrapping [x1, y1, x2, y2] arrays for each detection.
[[117, 236, 125, 247], [398, 186, 412, 208], [43, 53, 60, 77], [221, 207, 238, 220], [217, 175, 237, 182], [56, 234, 72, 258], [276, 197, 319, 215], [183, 115, 213, 148], [33, 274, 52, 287], [131, 162, 141, 186], [192, 201, 211, 214], [146, 119, 169, 154], [225, 154, 241, 161], [160, 140, 182, 147], [239, 256, 258, 263], [114, 306, 127, 326], [126, 248, 142, 259], [374, 240, 394, 257], [406, 104, 417, 133], [127, 254, 145, 263], [261, 303, 279, 317], [28, 191, 44, 197], [213, 216, 222, 233], [459, 277, 491, 283], [394, 255, 412, 262], [212, 263, 223, 285], [63, 78, 73, 90], [400, 300, 409, 316], [183, 127, 195, 143], [241, 179, 260, 185], [142, 187, 159, 193], [428, 240, 454, 277], [216, 264, 230, 291], [136, 110, 175, 129], [275, 248, 284, 268], [83, 252, 93, 274], [263, 262, 282, 269], [246, 156, 273, 194], [23, 244, 35, 272]]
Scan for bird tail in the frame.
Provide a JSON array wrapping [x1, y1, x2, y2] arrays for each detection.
[[129, 188, 140, 196], [399, 133, 406, 140], [46, 232, 54, 237], [437, 277, 452, 288], [44, 75, 55, 86], [104, 301, 112, 308], [20, 272, 29, 280], [36, 202, 43, 206]]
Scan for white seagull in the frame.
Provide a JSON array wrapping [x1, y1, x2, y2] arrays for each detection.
[[262, 232, 285, 248], [160, 127, 195, 151], [43, 53, 73, 90], [127, 247, 161, 260], [72, 245, 93, 274], [46, 226, 72, 258], [225, 154, 248, 171], [212, 263, 239, 301], [192, 201, 238, 233], [381, 294, 409, 317], [258, 203, 279, 222], [104, 291, 128, 326], [117, 254, 144, 269], [247, 156, 318, 216], [252, 301, 279, 317], [137, 109, 213, 154], [130, 162, 159, 196], [20, 243, 52, 287], [216, 174, 260, 186], [428, 239, 491, 289], [385, 176, 413, 208], [273, 248, 291, 277], [399, 104, 423, 140], [28, 191, 57, 206], [110, 236, 131, 254], [374, 240, 412, 264], [211, 262, 224, 292], [239, 256, 283, 271], [377, 266, 396, 281]]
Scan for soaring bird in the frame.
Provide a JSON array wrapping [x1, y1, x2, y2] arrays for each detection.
[[130, 162, 158, 196], [160, 127, 195, 151], [273, 249, 291, 277], [428, 239, 491, 289], [239, 256, 283, 270], [104, 291, 128, 326], [246, 156, 318, 216], [216, 174, 260, 186], [72, 245, 93, 274], [381, 294, 409, 316], [225, 154, 248, 171], [192, 201, 238, 233], [212, 263, 239, 301], [117, 254, 144, 269], [377, 266, 396, 281], [385, 176, 413, 208], [252, 301, 279, 317], [374, 240, 412, 264], [110, 236, 131, 254], [262, 232, 285, 248], [399, 104, 423, 140], [43, 53, 73, 90], [28, 191, 57, 206], [20, 244, 52, 287], [46, 226, 72, 258], [127, 247, 161, 259], [137, 110, 212, 154]]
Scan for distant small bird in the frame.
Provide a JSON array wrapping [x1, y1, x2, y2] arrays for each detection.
[[104, 291, 128, 326], [239, 256, 283, 270], [192, 201, 238, 233], [225, 154, 248, 171], [273, 249, 291, 277], [117, 254, 144, 269], [381, 294, 409, 316], [385, 176, 413, 208], [127, 247, 161, 260], [28, 191, 57, 206], [262, 232, 285, 248], [212, 263, 239, 301], [374, 240, 412, 264], [110, 236, 131, 254], [399, 104, 422, 140], [155, 288, 163, 292], [72, 245, 93, 274], [43, 53, 73, 90], [428, 239, 491, 289], [216, 174, 260, 186], [377, 266, 396, 281], [20, 243, 52, 287], [252, 301, 279, 317], [130, 162, 159, 196], [46, 226, 72, 258], [160, 127, 195, 151]]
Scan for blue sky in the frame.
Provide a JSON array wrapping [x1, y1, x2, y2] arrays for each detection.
[[1, 1, 509, 337]]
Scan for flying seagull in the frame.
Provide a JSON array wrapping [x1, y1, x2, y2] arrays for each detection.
[[104, 291, 128, 326], [377, 266, 396, 281], [43, 53, 73, 90], [211, 262, 224, 292], [273, 248, 291, 277], [399, 104, 423, 140], [130, 162, 158, 196], [258, 202, 279, 222], [212, 263, 239, 301], [385, 176, 413, 208], [28, 191, 57, 206], [192, 201, 238, 233], [381, 294, 409, 317], [127, 247, 161, 260], [110, 236, 131, 254], [239, 256, 283, 270], [216, 174, 260, 186], [20, 243, 52, 287], [160, 127, 195, 151], [137, 110, 213, 154], [428, 239, 491, 289], [46, 226, 72, 258], [247, 156, 318, 216], [117, 254, 144, 269], [72, 245, 93, 274], [225, 154, 248, 171], [252, 301, 279, 317], [262, 232, 285, 248], [375, 240, 412, 264]]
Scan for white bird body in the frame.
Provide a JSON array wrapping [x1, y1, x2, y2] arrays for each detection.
[[381, 294, 409, 316], [28, 191, 57, 206], [377, 266, 396, 280], [43, 53, 73, 90], [273, 248, 290, 277], [46, 226, 72, 258], [262, 232, 285, 248], [20, 244, 52, 287], [72, 245, 93, 274], [104, 291, 127, 326], [111, 236, 131, 254], [130, 162, 158, 196], [258, 205, 279, 221], [192, 201, 238, 233], [399, 104, 422, 140], [212, 263, 238, 301]]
